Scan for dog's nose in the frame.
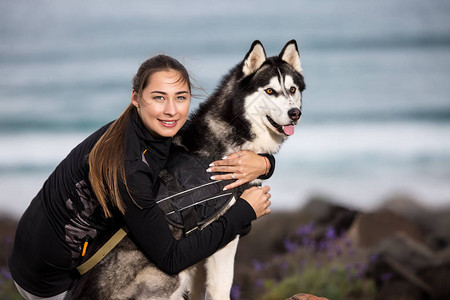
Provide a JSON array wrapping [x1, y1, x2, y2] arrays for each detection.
[[288, 108, 301, 121]]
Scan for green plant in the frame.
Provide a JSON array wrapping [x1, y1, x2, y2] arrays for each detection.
[[261, 265, 376, 300]]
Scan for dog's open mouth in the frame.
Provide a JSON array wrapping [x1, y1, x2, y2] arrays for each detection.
[[267, 116, 295, 136]]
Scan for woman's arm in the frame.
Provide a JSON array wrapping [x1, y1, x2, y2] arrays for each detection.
[[207, 151, 276, 190]]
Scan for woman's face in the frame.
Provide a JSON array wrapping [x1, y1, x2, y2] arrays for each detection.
[[131, 70, 191, 138]]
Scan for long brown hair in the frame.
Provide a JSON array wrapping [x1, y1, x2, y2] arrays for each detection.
[[89, 55, 191, 217]]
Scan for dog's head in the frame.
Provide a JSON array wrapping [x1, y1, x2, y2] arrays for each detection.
[[240, 40, 305, 138]]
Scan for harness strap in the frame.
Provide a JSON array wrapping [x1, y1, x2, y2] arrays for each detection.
[[157, 169, 184, 215], [159, 169, 200, 235], [159, 169, 184, 194], [76, 226, 129, 275]]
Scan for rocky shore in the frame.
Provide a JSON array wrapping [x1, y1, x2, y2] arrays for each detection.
[[1, 194, 449, 299], [234, 194, 450, 300]]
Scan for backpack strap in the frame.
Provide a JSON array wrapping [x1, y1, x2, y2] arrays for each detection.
[[76, 226, 129, 275]]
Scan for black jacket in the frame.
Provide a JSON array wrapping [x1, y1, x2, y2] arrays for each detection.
[[9, 109, 272, 297]]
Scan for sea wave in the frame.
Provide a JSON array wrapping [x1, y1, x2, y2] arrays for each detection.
[[1, 106, 449, 134]]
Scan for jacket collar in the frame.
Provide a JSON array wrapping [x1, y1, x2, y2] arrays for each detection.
[[130, 108, 172, 144]]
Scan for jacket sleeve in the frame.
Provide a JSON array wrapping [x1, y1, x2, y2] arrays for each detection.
[[258, 153, 276, 180], [119, 161, 256, 275]]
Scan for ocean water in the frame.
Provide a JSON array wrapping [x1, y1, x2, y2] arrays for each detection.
[[1, 0, 450, 217]]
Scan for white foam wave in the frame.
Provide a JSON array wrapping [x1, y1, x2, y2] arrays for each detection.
[[0, 132, 90, 170], [279, 121, 450, 162]]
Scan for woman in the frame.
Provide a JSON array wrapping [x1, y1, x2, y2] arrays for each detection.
[[9, 54, 273, 299]]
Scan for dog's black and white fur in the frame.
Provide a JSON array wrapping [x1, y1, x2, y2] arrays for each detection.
[[70, 40, 305, 300]]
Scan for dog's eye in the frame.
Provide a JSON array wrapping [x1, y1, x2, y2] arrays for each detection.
[[290, 87, 296, 94], [265, 88, 274, 95]]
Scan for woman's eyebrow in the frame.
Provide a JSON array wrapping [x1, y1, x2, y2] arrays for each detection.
[[150, 90, 167, 95], [150, 90, 189, 95]]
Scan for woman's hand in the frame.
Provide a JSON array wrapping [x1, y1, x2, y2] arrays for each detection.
[[240, 185, 271, 219], [207, 150, 270, 190]]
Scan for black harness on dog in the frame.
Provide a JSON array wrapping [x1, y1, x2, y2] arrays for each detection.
[[156, 150, 248, 236]]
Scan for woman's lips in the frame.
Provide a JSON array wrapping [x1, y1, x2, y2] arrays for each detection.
[[159, 120, 177, 128]]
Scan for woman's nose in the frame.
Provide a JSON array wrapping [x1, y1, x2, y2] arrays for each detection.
[[164, 99, 177, 115]]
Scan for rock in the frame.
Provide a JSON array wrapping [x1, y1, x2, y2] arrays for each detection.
[[380, 194, 428, 219], [372, 232, 437, 273], [420, 262, 450, 300], [301, 196, 356, 224], [285, 293, 329, 300], [380, 194, 450, 252], [300, 196, 357, 239], [376, 279, 424, 300], [368, 232, 438, 298], [346, 209, 424, 248]]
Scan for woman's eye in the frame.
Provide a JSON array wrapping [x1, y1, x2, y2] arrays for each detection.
[[153, 96, 164, 101], [290, 86, 296, 94], [176, 96, 186, 101], [265, 88, 274, 95]]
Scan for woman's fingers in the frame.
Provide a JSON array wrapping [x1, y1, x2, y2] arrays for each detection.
[[222, 179, 246, 191], [208, 151, 268, 188], [208, 151, 248, 170], [240, 185, 272, 218]]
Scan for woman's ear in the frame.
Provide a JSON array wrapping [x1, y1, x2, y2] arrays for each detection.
[[131, 90, 140, 108]]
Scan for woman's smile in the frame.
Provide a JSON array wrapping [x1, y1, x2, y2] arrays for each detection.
[[159, 119, 178, 127]]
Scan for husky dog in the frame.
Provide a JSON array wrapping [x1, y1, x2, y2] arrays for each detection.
[[70, 40, 305, 299]]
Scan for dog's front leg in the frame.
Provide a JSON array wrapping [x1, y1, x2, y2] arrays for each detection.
[[204, 236, 240, 300], [188, 261, 206, 300]]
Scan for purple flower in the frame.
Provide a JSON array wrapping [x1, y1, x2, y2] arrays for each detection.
[[1, 268, 12, 280], [301, 236, 312, 247], [325, 226, 337, 240], [369, 253, 379, 264], [318, 240, 328, 251], [252, 259, 265, 271], [231, 284, 241, 300], [348, 246, 356, 256], [255, 278, 265, 288], [360, 262, 367, 271], [296, 222, 314, 237], [344, 237, 352, 248], [356, 265, 366, 278], [283, 238, 298, 253]]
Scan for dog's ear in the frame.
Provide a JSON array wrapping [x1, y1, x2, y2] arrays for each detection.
[[242, 40, 267, 76], [279, 40, 302, 74]]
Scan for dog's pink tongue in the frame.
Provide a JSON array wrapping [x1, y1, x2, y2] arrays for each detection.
[[282, 125, 295, 136]]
